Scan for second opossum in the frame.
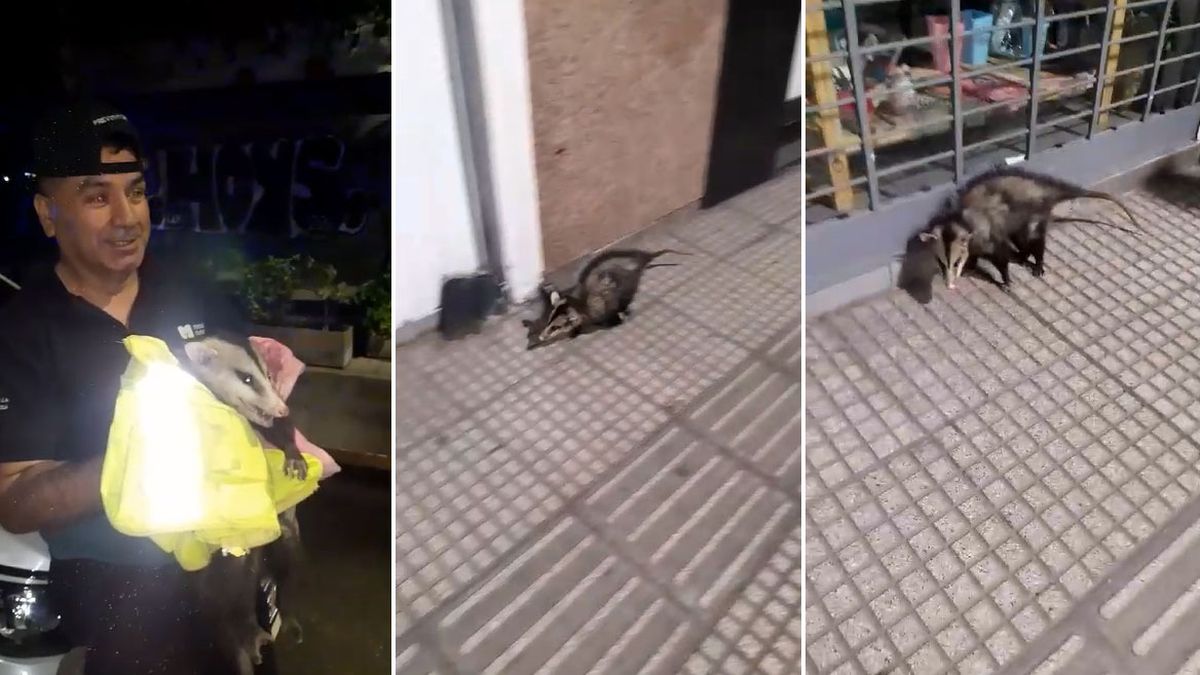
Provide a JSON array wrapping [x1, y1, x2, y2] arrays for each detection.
[[523, 248, 687, 349], [919, 166, 1139, 291]]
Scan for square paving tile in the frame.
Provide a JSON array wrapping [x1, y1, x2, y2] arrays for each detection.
[[664, 203, 773, 257], [661, 260, 801, 353], [727, 167, 803, 225], [396, 417, 564, 627], [574, 299, 750, 410], [476, 353, 669, 497]]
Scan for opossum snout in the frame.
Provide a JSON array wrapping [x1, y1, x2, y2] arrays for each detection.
[[274, 403, 290, 418]]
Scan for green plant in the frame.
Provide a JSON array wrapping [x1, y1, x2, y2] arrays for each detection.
[[355, 269, 390, 337], [295, 255, 355, 330], [239, 255, 300, 324], [199, 246, 248, 283]]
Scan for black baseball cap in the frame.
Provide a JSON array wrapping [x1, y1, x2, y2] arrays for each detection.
[[29, 100, 145, 179]]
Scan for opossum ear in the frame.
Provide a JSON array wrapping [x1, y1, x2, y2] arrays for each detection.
[[918, 231, 940, 242], [183, 341, 218, 366]]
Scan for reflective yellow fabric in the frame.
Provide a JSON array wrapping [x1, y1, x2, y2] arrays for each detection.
[[100, 335, 320, 571]]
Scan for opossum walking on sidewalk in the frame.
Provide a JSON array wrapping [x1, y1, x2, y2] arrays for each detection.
[[522, 248, 689, 350], [178, 332, 310, 675], [918, 166, 1139, 291]]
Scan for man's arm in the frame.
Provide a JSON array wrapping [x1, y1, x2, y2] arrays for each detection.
[[0, 315, 97, 534], [0, 458, 102, 534]]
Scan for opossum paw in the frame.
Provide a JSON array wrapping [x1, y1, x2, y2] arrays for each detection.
[[284, 457, 309, 480], [246, 628, 273, 665], [1031, 264, 1045, 278]]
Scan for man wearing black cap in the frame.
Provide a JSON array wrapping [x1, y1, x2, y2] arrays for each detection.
[[0, 101, 261, 674]]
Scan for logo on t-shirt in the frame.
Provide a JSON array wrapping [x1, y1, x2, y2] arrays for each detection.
[[176, 323, 207, 340], [0, 396, 8, 412]]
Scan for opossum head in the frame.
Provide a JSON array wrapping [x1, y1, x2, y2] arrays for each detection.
[[919, 216, 974, 290], [182, 336, 289, 427], [521, 286, 582, 350]]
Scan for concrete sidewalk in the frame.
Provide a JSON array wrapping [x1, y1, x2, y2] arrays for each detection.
[[395, 168, 803, 674], [805, 180, 1200, 675]]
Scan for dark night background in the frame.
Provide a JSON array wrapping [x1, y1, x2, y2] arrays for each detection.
[[0, 3, 393, 673], [0, 0, 391, 294]]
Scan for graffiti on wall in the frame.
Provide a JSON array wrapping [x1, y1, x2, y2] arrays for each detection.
[[148, 134, 383, 238]]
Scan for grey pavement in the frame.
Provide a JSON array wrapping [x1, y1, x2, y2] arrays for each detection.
[[395, 167, 803, 674], [805, 179, 1200, 675]]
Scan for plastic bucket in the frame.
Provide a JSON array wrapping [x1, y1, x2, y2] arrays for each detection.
[[925, 15, 964, 73], [962, 10, 993, 65]]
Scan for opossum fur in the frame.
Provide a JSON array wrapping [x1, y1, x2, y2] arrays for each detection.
[[522, 248, 687, 349], [920, 166, 1139, 290], [178, 332, 309, 674]]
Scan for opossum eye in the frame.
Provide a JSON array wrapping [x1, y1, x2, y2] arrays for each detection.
[[236, 370, 254, 385]]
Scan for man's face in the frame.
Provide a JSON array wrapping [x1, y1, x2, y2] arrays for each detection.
[[33, 147, 150, 277]]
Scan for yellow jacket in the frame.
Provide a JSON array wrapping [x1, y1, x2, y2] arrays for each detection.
[[100, 335, 320, 571]]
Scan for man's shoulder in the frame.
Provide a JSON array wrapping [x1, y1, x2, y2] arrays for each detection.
[[0, 287, 52, 357]]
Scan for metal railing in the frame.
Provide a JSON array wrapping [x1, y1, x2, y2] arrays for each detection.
[[804, 0, 1200, 220]]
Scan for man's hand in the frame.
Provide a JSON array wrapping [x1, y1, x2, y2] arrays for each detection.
[[0, 457, 103, 534]]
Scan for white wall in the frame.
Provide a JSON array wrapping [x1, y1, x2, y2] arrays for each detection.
[[393, 1, 482, 330], [472, 0, 545, 303], [787, 15, 803, 101]]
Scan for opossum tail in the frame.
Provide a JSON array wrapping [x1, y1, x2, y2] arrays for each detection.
[[577, 248, 691, 281], [1076, 190, 1141, 229]]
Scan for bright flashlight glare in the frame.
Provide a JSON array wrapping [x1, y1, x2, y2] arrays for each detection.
[[132, 362, 205, 531]]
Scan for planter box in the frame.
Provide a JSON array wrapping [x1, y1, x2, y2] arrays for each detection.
[[252, 324, 354, 369], [366, 333, 392, 360]]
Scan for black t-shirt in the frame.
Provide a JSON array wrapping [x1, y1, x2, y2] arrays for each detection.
[[0, 258, 248, 565]]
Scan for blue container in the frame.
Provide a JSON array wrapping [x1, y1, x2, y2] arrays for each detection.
[[962, 10, 993, 65], [1018, 19, 1051, 58]]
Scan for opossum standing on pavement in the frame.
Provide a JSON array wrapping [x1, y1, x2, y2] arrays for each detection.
[[179, 332, 309, 675], [522, 248, 688, 350], [919, 166, 1139, 291]]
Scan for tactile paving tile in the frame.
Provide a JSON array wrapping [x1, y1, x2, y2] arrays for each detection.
[[582, 426, 797, 617], [395, 639, 449, 675], [729, 230, 802, 294], [781, 214, 802, 236], [396, 364, 466, 451], [435, 517, 698, 675], [811, 284, 1068, 438], [1084, 513, 1200, 675], [396, 416, 565, 629], [665, 202, 774, 257], [727, 167, 803, 225], [680, 526, 804, 675], [660, 260, 802, 353], [475, 352, 669, 497], [765, 319, 801, 375], [576, 299, 749, 409], [688, 359, 802, 489]]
